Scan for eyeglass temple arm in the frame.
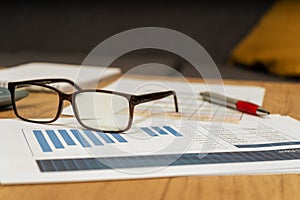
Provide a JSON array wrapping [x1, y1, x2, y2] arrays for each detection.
[[134, 91, 179, 112]]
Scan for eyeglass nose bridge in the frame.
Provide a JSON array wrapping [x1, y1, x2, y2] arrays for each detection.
[[61, 92, 73, 103]]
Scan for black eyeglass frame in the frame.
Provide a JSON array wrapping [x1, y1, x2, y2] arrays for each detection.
[[8, 78, 179, 133]]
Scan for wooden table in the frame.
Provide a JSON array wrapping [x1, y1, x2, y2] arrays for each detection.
[[1, 76, 300, 200]]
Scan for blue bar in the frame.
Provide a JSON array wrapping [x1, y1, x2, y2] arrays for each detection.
[[96, 132, 115, 143], [83, 130, 103, 146], [58, 130, 76, 146], [141, 127, 158, 137], [33, 130, 52, 152], [152, 127, 168, 135], [163, 126, 182, 136], [36, 147, 300, 172], [236, 141, 300, 148], [110, 134, 128, 143], [46, 130, 64, 149], [70, 129, 91, 147]]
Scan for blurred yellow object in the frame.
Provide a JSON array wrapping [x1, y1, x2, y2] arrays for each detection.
[[230, 0, 300, 77]]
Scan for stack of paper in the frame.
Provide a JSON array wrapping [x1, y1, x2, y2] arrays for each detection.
[[0, 62, 121, 89], [1, 78, 300, 184]]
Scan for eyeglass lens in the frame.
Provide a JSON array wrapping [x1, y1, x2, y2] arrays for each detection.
[[13, 84, 60, 122], [74, 92, 130, 131]]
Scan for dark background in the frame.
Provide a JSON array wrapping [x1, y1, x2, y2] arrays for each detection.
[[1, 0, 289, 81]]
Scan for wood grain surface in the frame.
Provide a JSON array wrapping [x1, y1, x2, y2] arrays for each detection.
[[1, 76, 300, 200]]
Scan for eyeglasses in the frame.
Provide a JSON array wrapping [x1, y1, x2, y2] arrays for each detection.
[[8, 78, 179, 133]]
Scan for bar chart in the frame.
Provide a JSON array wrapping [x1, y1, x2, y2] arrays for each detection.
[[36, 148, 300, 172], [24, 126, 184, 157], [24, 121, 300, 174], [36, 149, 300, 172]]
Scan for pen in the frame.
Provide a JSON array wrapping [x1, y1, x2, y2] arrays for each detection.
[[200, 91, 270, 116]]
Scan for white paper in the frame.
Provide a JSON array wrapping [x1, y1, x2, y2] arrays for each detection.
[[7, 77, 300, 185], [1, 114, 300, 184], [0, 62, 121, 89], [62, 77, 266, 124], [104, 77, 265, 103]]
